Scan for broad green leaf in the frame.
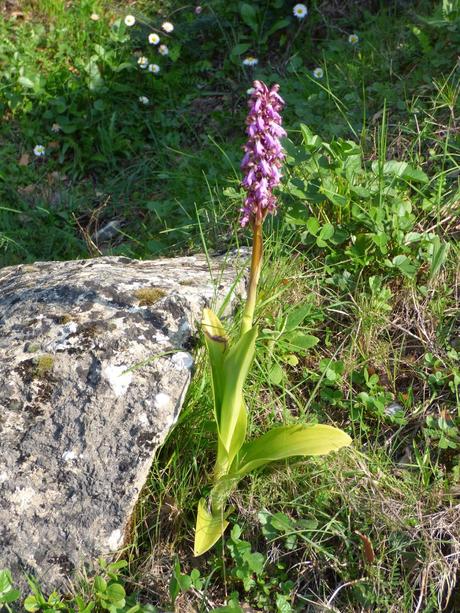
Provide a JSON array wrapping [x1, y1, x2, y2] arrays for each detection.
[[269, 363, 284, 385], [372, 160, 429, 184], [0, 589, 20, 603], [306, 217, 320, 236], [261, 18, 290, 43], [286, 333, 319, 351], [234, 424, 352, 477], [229, 43, 251, 59], [194, 498, 230, 556], [429, 236, 450, 280], [285, 304, 313, 332], [392, 254, 417, 277], [239, 2, 258, 31], [214, 397, 246, 479], [202, 308, 228, 415], [23, 595, 40, 612], [219, 326, 258, 460], [105, 583, 125, 603]]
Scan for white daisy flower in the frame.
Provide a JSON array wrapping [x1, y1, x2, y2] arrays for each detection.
[[161, 21, 174, 33], [313, 67, 323, 79], [348, 33, 359, 45], [148, 32, 160, 45], [139, 96, 149, 105], [242, 56, 258, 67], [51, 123, 61, 133], [124, 15, 135, 27], [90, 13, 100, 21], [148, 63, 160, 74], [137, 56, 149, 68], [158, 44, 169, 56], [33, 145, 46, 157], [247, 87, 255, 95], [293, 3, 308, 19]]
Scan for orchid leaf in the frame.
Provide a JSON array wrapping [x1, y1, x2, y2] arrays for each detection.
[[202, 308, 228, 423], [219, 326, 258, 460], [215, 397, 247, 479], [194, 498, 231, 557], [233, 424, 352, 477]]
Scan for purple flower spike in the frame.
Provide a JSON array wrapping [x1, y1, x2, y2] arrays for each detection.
[[240, 80, 286, 227]]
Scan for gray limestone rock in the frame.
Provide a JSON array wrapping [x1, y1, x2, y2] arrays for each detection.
[[0, 253, 245, 592]]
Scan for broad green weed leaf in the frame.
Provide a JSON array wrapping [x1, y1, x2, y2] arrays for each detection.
[[269, 363, 284, 385], [372, 160, 429, 183], [194, 499, 230, 556], [286, 333, 319, 351], [239, 2, 258, 31], [429, 236, 450, 280], [234, 424, 352, 477], [261, 18, 290, 43]]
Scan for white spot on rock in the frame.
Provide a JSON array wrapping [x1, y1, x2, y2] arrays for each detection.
[[171, 351, 193, 370], [62, 450, 77, 462], [139, 412, 149, 425], [0, 472, 8, 484], [103, 364, 133, 397], [11, 487, 36, 511], [154, 392, 171, 411], [107, 529, 123, 551]]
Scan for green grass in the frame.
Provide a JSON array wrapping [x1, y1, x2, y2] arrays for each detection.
[[0, 0, 459, 611]]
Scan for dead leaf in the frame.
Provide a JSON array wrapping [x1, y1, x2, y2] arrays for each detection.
[[355, 530, 375, 564], [48, 141, 60, 149], [18, 184, 35, 196], [18, 153, 30, 166]]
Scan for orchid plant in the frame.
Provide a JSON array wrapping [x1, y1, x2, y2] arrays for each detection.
[[194, 81, 352, 556]]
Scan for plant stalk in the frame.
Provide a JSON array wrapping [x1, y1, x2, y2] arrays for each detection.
[[240, 221, 263, 337]]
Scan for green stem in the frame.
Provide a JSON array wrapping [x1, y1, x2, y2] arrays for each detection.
[[240, 221, 263, 337]]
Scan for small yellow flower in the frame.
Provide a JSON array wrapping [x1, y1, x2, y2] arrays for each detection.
[[243, 56, 258, 67], [137, 56, 149, 68], [148, 33, 160, 45], [162, 21, 174, 33], [90, 13, 100, 21], [158, 44, 169, 56], [348, 33, 359, 45], [124, 15, 135, 27]]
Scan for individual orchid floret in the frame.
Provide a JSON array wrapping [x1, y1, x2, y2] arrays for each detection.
[[149, 33, 160, 45], [348, 33, 359, 45], [240, 80, 286, 227]]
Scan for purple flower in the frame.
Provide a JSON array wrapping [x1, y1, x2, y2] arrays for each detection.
[[240, 81, 286, 227]]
